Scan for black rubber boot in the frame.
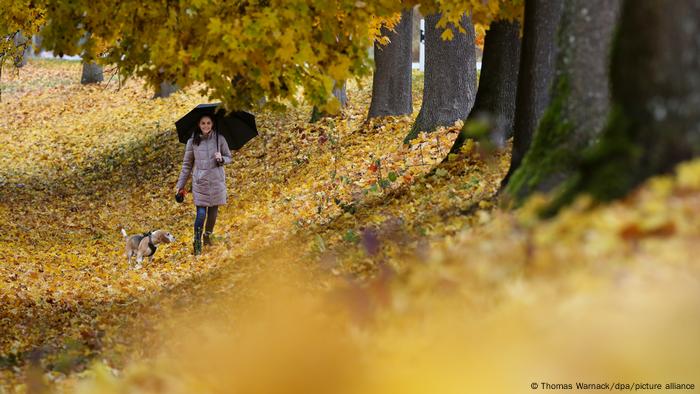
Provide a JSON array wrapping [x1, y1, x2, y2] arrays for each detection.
[[193, 227, 203, 256], [203, 231, 212, 246]]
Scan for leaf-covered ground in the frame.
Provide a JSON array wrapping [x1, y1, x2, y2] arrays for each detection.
[[1, 60, 699, 393]]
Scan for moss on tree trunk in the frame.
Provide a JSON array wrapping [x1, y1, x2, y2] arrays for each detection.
[[504, 0, 621, 204], [545, 0, 700, 213], [501, 0, 564, 186], [504, 75, 574, 201]]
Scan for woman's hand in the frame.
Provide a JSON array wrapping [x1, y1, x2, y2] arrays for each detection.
[[175, 187, 186, 203], [214, 152, 222, 161]]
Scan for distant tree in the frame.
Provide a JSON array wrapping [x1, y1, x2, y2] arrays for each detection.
[[153, 81, 179, 98], [310, 82, 348, 123], [0, 1, 43, 66], [0, 1, 43, 100], [12, 32, 31, 67], [81, 62, 103, 84]]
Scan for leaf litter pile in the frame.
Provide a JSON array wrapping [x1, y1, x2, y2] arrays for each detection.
[[1, 60, 699, 392]]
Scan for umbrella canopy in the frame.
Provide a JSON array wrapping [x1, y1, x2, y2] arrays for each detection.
[[176, 103, 258, 150]]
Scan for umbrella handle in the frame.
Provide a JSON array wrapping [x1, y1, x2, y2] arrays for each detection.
[[215, 130, 224, 164]]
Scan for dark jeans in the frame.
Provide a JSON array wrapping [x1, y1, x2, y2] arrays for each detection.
[[194, 206, 219, 234]]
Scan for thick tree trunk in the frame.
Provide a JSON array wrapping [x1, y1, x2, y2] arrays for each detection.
[[504, 0, 621, 204], [153, 81, 179, 98], [547, 0, 700, 211], [310, 81, 348, 123], [405, 13, 477, 143], [80, 62, 104, 84], [501, 0, 564, 185], [448, 19, 521, 155], [368, 8, 413, 119]]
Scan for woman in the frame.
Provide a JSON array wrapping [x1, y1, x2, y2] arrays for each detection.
[[175, 114, 232, 255]]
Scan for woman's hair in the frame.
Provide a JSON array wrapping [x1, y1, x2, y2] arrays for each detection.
[[192, 114, 216, 146]]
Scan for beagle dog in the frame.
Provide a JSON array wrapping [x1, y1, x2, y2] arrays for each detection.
[[121, 228, 176, 268]]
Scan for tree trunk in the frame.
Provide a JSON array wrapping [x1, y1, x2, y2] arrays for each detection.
[[310, 81, 348, 123], [333, 83, 348, 108], [13, 32, 30, 67], [501, 0, 564, 185], [81, 62, 104, 84], [405, 13, 477, 143], [504, 0, 621, 204], [153, 81, 179, 98], [368, 8, 413, 119], [547, 0, 700, 211], [448, 19, 521, 155]]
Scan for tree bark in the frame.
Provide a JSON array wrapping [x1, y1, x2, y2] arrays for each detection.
[[333, 83, 348, 108], [368, 8, 413, 119], [504, 0, 621, 204], [547, 0, 700, 211], [448, 19, 521, 155], [13, 32, 30, 67], [153, 81, 179, 98], [405, 13, 477, 143], [310, 81, 348, 123], [501, 0, 564, 185], [81, 62, 104, 84]]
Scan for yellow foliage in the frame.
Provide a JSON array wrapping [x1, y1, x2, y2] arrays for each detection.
[[368, 12, 403, 46], [28, 0, 523, 112], [0, 0, 44, 68], [3, 58, 699, 393]]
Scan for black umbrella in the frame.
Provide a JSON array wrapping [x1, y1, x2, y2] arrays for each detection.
[[175, 103, 258, 150]]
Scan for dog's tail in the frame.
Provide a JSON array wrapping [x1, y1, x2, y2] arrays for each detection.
[[121, 228, 128, 240]]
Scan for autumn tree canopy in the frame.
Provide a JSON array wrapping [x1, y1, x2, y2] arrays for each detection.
[[4, 0, 522, 112], [0, 0, 44, 78]]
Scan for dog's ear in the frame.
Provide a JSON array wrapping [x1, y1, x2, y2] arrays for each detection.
[[154, 230, 165, 242], [154, 230, 172, 243]]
